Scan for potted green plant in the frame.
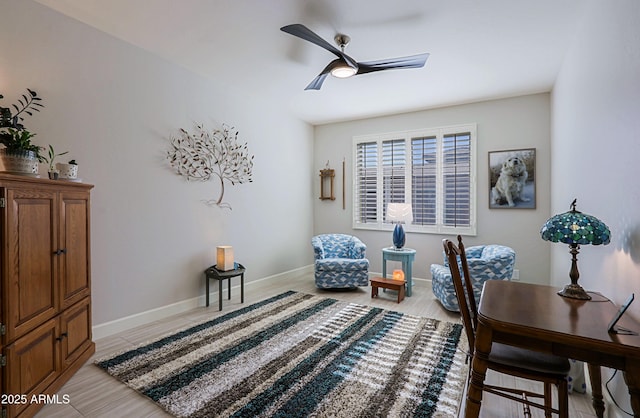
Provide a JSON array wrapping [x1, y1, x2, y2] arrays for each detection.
[[56, 158, 78, 180], [0, 89, 44, 175], [41, 145, 68, 180]]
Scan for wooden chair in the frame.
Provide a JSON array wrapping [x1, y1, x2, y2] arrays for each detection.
[[443, 235, 570, 417]]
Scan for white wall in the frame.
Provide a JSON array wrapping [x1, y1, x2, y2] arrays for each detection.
[[314, 94, 552, 284], [552, 0, 640, 320], [1, 0, 314, 326], [552, 1, 640, 413]]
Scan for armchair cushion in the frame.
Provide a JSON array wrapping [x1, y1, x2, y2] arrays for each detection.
[[312, 234, 369, 289], [432, 244, 515, 311]]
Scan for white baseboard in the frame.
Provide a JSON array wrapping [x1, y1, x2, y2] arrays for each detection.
[[92, 265, 314, 340]]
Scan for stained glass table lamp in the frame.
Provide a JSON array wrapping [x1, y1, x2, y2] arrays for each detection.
[[540, 199, 610, 300]]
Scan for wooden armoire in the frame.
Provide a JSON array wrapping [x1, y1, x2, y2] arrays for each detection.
[[0, 173, 94, 418]]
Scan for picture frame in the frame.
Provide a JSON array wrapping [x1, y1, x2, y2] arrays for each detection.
[[488, 148, 536, 209]]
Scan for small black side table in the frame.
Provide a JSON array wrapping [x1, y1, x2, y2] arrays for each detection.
[[205, 263, 245, 311]]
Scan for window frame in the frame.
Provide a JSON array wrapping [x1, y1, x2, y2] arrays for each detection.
[[352, 124, 477, 236]]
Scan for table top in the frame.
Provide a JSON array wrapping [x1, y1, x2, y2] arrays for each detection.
[[370, 277, 406, 285], [478, 281, 640, 357], [382, 247, 416, 254], [206, 263, 245, 277]]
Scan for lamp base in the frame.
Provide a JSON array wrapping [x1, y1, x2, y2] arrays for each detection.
[[557, 283, 592, 300], [392, 224, 405, 249]]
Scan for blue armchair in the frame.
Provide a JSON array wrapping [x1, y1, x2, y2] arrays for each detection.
[[312, 234, 370, 289], [431, 244, 515, 311]]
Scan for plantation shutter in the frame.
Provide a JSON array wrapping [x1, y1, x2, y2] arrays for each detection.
[[382, 139, 406, 222], [355, 141, 378, 224], [411, 136, 437, 225], [442, 132, 471, 227], [353, 124, 475, 235]]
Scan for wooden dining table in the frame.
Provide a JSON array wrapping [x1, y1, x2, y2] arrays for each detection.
[[466, 281, 640, 418]]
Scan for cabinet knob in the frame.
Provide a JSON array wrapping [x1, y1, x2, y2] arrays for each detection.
[[56, 332, 68, 342], [53, 249, 67, 255]]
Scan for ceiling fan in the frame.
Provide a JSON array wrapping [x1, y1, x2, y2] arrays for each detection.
[[280, 23, 429, 91]]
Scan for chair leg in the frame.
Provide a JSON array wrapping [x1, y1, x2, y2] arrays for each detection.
[[558, 379, 569, 418], [544, 382, 552, 418]]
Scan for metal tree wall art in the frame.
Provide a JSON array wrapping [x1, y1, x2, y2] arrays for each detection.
[[167, 123, 254, 210]]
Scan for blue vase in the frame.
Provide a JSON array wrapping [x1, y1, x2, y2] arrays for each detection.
[[393, 224, 405, 249]]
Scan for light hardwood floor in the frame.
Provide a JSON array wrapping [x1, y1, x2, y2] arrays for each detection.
[[37, 272, 599, 417]]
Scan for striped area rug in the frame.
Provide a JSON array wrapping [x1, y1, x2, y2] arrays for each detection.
[[96, 291, 468, 417]]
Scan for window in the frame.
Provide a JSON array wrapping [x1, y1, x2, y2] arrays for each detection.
[[353, 124, 476, 235]]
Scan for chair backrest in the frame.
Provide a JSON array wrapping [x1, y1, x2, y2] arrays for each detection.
[[443, 235, 477, 356], [312, 234, 356, 259]]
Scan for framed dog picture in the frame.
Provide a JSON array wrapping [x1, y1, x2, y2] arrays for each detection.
[[489, 148, 536, 209]]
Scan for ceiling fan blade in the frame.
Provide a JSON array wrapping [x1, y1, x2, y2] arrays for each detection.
[[281, 24, 358, 69], [305, 73, 329, 91], [356, 53, 429, 75], [304, 60, 340, 90], [281, 24, 342, 55]]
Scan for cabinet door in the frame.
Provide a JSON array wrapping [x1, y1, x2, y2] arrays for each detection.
[[4, 188, 58, 342], [4, 318, 61, 418], [60, 297, 93, 369], [59, 191, 91, 309]]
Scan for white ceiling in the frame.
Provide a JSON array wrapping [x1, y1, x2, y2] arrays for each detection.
[[34, 0, 589, 125]]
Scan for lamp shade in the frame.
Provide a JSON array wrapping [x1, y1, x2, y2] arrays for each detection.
[[387, 203, 413, 224], [540, 206, 610, 246], [216, 245, 234, 271]]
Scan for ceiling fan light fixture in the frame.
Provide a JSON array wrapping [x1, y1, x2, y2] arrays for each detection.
[[281, 24, 429, 90], [330, 64, 357, 78]]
